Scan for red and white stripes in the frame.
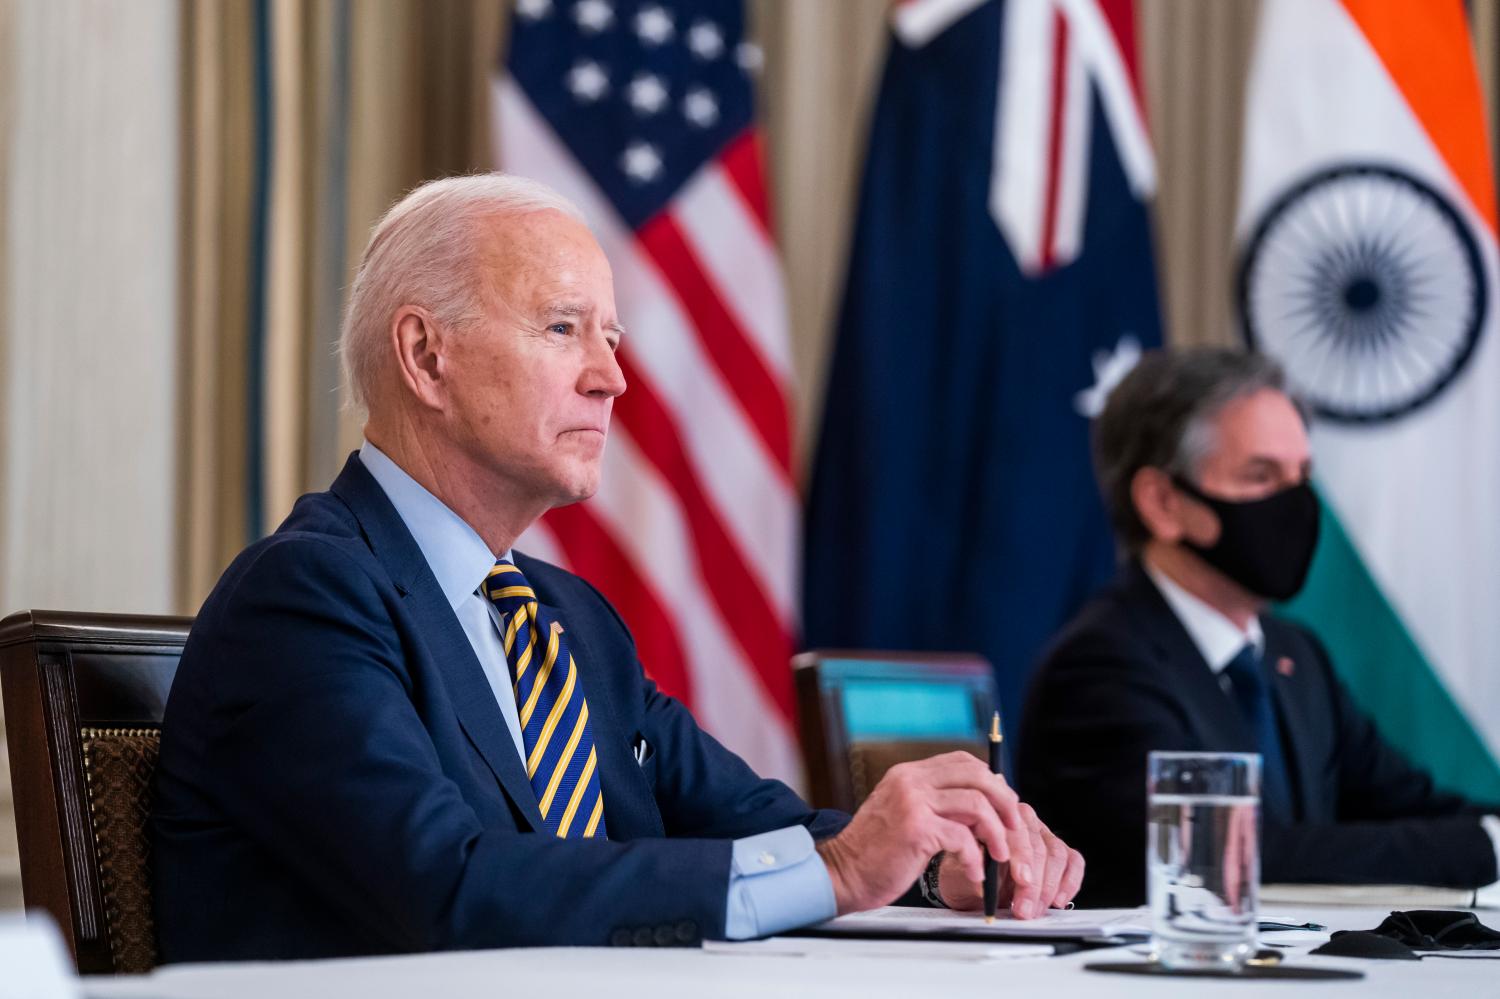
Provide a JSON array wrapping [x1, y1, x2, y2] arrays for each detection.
[[988, 0, 1155, 275], [493, 76, 801, 783]]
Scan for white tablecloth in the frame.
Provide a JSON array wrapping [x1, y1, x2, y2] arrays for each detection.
[[82, 907, 1496, 999]]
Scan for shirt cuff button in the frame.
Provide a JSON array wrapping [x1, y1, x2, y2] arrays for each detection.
[[758, 851, 776, 866]]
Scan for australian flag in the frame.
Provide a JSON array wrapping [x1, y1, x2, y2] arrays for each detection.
[[803, 0, 1164, 731]]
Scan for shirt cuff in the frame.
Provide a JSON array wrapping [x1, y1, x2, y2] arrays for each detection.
[[723, 826, 837, 939], [1474, 816, 1500, 907]]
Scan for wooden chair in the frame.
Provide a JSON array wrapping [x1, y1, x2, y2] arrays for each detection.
[[793, 650, 1000, 812], [0, 610, 191, 974]]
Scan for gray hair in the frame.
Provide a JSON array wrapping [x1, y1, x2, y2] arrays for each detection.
[[339, 173, 587, 411], [1093, 348, 1298, 553]]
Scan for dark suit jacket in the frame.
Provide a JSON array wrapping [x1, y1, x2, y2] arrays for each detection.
[[1018, 562, 1498, 907], [152, 454, 848, 962]]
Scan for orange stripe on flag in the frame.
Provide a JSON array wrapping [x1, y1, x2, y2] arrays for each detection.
[[1340, 0, 1496, 232]]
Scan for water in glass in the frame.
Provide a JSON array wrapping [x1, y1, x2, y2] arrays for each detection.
[[1147, 752, 1260, 971]]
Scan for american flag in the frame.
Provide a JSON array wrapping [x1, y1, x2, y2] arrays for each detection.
[[492, 0, 800, 782]]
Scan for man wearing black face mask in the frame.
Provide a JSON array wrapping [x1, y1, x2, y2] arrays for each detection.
[[1017, 348, 1500, 907]]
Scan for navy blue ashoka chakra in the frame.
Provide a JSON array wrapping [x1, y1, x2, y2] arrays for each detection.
[[1237, 163, 1486, 424]]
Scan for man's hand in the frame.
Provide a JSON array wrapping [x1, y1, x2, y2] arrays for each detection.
[[933, 804, 1084, 918], [814, 752, 1033, 915], [1221, 800, 1256, 911]]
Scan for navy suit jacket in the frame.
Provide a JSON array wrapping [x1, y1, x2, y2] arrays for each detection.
[[152, 455, 847, 962], [1017, 563, 1498, 907]]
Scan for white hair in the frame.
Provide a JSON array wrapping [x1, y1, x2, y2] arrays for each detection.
[[339, 173, 587, 411]]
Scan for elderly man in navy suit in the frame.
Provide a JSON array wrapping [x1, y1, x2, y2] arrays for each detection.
[[152, 174, 1082, 962], [1019, 348, 1500, 907]]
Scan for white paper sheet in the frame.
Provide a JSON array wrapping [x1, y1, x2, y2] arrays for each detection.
[[703, 937, 1055, 961], [808, 906, 1150, 940]]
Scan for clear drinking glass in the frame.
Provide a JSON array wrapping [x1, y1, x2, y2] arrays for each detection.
[[1147, 751, 1261, 971]]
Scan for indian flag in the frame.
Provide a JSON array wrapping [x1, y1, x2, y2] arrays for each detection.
[[1236, 0, 1500, 799]]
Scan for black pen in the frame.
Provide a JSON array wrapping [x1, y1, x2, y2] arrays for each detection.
[[983, 710, 1002, 924]]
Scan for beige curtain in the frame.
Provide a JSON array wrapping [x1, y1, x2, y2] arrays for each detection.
[[163, 0, 1294, 607], [753, 0, 890, 459], [179, 0, 256, 608], [1140, 0, 1259, 348], [175, 0, 1500, 610], [3, 0, 1490, 923], [178, 0, 504, 609], [0, 0, 13, 921], [2, 0, 182, 913], [1477, 0, 1500, 183], [339, 0, 505, 460]]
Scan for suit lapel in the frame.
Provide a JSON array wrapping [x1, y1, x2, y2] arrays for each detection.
[[329, 454, 545, 832], [1121, 564, 1256, 750], [408, 580, 547, 831], [1262, 624, 1316, 821]]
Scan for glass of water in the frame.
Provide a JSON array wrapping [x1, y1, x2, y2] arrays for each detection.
[[1147, 751, 1260, 971]]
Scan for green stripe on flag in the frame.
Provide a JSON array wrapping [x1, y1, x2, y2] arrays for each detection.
[[1279, 497, 1500, 801]]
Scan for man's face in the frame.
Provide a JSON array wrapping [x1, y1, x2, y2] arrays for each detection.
[[1177, 387, 1311, 544], [442, 209, 626, 509]]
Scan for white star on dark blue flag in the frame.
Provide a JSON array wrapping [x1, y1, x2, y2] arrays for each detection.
[[566, 60, 610, 102], [620, 140, 664, 183], [682, 87, 719, 128], [507, 0, 754, 228], [516, 0, 552, 22], [572, 0, 614, 34], [627, 72, 669, 115], [634, 5, 674, 46], [687, 20, 725, 60]]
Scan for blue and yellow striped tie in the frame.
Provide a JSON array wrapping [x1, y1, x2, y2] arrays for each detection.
[[483, 559, 607, 839]]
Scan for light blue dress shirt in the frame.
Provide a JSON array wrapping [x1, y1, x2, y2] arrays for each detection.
[[358, 442, 835, 938]]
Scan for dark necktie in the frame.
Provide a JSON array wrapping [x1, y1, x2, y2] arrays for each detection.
[[1223, 643, 1294, 822], [482, 559, 608, 839]]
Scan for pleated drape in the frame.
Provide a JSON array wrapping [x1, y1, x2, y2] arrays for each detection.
[[176, 0, 503, 608], [1140, 0, 1259, 349], [0, 0, 1496, 918], [173, 0, 1500, 610], [0, 0, 14, 919]]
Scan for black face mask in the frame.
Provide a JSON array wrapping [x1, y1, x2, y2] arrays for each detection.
[[1170, 477, 1322, 601]]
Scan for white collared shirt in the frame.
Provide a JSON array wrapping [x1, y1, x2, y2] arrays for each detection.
[[1144, 561, 1262, 693], [1144, 555, 1500, 901]]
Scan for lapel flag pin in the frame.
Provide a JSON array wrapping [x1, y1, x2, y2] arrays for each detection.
[[1276, 657, 1295, 677]]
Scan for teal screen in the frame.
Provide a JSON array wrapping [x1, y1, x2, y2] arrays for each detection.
[[838, 677, 977, 740]]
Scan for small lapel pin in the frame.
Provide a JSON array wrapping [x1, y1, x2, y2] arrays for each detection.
[[1276, 657, 1295, 677]]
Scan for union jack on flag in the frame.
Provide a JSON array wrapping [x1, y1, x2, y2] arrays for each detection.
[[492, 0, 800, 782], [896, 0, 1154, 275]]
